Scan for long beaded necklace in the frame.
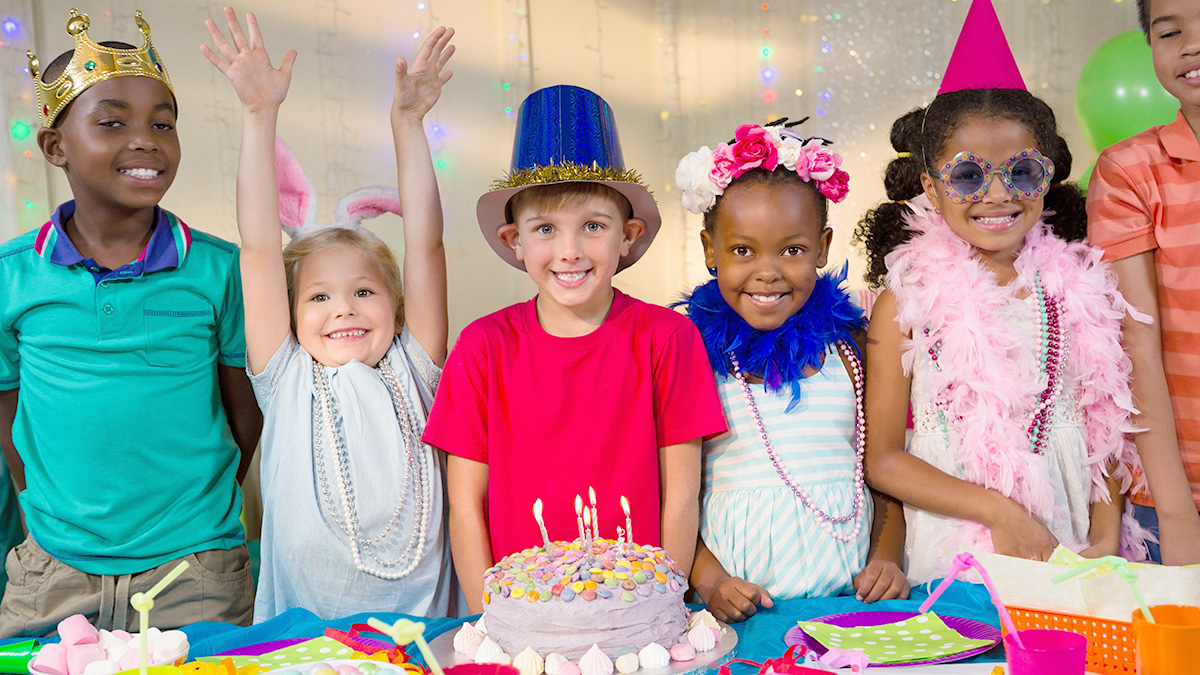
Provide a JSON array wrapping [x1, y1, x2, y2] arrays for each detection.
[[729, 339, 867, 543], [312, 357, 431, 579], [922, 273, 1067, 456]]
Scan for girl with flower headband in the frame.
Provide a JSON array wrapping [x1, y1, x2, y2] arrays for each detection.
[[202, 8, 457, 619], [854, 0, 1148, 584], [676, 120, 909, 622]]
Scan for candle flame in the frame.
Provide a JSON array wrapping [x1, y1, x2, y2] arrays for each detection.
[[582, 506, 591, 526], [589, 486, 597, 506], [533, 498, 544, 522], [575, 494, 583, 514], [621, 495, 630, 515]]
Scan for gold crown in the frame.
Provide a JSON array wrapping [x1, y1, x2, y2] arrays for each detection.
[[27, 8, 173, 128]]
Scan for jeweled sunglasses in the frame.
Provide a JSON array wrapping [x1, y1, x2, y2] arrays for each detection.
[[936, 148, 1054, 203]]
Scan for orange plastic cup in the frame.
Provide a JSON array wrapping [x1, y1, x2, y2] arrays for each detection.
[[1134, 604, 1200, 675]]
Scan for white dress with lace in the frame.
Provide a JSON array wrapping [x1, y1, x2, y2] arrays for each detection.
[[904, 295, 1092, 585]]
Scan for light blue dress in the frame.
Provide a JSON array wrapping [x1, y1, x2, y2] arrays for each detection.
[[250, 330, 454, 622], [701, 347, 870, 599]]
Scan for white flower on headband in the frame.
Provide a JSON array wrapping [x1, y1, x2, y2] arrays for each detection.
[[674, 124, 850, 215]]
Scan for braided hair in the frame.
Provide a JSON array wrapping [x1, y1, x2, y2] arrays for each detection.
[[853, 88, 1086, 288]]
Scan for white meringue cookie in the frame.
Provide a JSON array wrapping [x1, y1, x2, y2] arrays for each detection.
[[475, 615, 489, 634], [637, 643, 670, 670], [687, 623, 716, 652], [579, 644, 614, 675], [474, 636, 506, 664], [453, 622, 485, 653], [687, 609, 719, 630], [544, 653, 568, 675], [514, 646, 545, 675]]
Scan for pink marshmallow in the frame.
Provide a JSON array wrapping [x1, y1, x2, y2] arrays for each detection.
[[57, 615, 99, 647], [66, 644, 106, 675], [31, 643, 69, 675], [110, 631, 133, 642], [103, 641, 131, 664], [117, 649, 142, 672]]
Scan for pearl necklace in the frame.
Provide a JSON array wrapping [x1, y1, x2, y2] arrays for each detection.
[[922, 273, 1068, 456], [312, 356, 431, 579], [729, 339, 867, 543]]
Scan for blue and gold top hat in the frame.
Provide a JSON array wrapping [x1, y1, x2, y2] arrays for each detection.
[[477, 85, 661, 272]]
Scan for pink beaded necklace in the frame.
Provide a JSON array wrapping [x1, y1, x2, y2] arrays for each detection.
[[729, 339, 867, 543]]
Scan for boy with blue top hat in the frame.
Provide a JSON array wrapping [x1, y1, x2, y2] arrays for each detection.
[[423, 85, 727, 613], [0, 8, 261, 636]]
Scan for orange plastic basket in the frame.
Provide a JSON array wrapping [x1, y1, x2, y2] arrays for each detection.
[[1003, 606, 1135, 674]]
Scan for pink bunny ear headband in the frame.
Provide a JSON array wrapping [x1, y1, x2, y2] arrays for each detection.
[[275, 136, 403, 239], [674, 117, 850, 215]]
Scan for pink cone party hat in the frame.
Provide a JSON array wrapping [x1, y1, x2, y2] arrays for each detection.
[[938, 0, 1026, 94]]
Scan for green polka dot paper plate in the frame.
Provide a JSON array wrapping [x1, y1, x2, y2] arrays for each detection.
[[784, 611, 1000, 667]]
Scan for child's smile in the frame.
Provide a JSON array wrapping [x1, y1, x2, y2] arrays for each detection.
[[702, 180, 832, 332]]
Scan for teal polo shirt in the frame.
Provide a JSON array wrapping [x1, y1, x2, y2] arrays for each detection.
[[0, 201, 248, 574]]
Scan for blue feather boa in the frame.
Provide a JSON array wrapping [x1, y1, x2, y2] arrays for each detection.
[[675, 264, 866, 410]]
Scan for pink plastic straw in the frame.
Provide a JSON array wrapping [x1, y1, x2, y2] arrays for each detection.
[[918, 552, 1025, 649]]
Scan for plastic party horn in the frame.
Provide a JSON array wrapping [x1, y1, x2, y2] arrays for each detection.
[[129, 560, 190, 675], [1050, 555, 1155, 624], [367, 617, 444, 675], [0, 640, 41, 673], [919, 552, 1025, 649]]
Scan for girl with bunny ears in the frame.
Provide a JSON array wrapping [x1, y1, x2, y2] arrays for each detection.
[[202, 7, 457, 619]]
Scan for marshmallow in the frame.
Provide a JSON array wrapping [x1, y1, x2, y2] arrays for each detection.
[[110, 631, 133, 642], [103, 641, 131, 664], [82, 661, 120, 675], [30, 643, 69, 675], [65, 644, 106, 675], [57, 615, 99, 647], [152, 630, 188, 663], [117, 648, 142, 672]]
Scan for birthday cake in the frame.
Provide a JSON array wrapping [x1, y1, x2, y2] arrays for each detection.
[[454, 538, 721, 672]]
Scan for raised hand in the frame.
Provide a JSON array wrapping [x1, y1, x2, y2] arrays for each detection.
[[392, 26, 455, 124], [201, 6, 297, 113]]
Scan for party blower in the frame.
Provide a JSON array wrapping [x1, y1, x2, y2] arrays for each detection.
[[367, 618, 517, 675], [921, 553, 1086, 675]]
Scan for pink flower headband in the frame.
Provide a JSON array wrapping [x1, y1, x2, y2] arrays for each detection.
[[675, 122, 850, 214]]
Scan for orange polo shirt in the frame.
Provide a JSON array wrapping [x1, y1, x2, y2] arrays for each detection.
[[1088, 110, 1200, 508]]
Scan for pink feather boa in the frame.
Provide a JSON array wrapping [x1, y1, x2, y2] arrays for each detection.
[[885, 194, 1151, 560]]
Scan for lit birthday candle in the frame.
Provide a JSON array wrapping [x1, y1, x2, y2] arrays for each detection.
[[574, 494, 586, 546], [582, 505, 593, 564], [621, 495, 632, 545], [533, 498, 552, 553], [588, 486, 599, 540]]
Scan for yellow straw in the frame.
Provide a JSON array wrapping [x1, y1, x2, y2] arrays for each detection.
[[366, 618, 445, 675], [129, 561, 191, 675], [1051, 555, 1154, 624]]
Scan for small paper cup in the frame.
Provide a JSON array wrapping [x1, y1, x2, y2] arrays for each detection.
[[1134, 604, 1200, 675], [1004, 628, 1086, 675]]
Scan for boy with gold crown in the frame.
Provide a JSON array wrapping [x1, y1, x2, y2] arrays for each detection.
[[422, 85, 727, 614], [0, 9, 261, 636]]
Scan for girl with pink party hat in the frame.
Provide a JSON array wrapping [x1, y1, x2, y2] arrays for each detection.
[[856, 0, 1151, 583]]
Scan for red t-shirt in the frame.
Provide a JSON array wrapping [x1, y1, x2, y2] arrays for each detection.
[[423, 290, 727, 561]]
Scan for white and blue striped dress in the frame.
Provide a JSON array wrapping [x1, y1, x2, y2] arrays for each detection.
[[701, 346, 870, 599]]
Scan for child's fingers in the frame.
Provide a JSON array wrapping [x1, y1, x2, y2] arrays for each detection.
[[439, 69, 453, 85], [414, 26, 445, 66], [853, 565, 881, 601], [198, 44, 230, 74], [279, 50, 298, 78], [432, 27, 455, 63], [223, 6, 250, 52], [435, 43, 456, 71], [756, 584, 774, 608], [205, 18, 238, 61], [245, 11, 264, 51]]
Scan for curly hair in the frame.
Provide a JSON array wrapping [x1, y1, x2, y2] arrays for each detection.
[[853, 88, 1087, 288], [701, 165, 830, 233]]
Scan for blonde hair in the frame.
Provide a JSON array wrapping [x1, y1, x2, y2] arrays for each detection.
[[506, 182, 632, 224], [282, 228, 404, 332]]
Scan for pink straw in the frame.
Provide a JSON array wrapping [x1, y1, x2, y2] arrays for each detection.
[[918, 552, 1025, 649]]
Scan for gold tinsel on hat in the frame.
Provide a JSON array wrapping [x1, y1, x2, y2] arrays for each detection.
[[489, 161, 650, 193]]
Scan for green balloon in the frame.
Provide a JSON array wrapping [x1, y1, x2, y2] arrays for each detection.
[[1076, 29, 1179, 152]]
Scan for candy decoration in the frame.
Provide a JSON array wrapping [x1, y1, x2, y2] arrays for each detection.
[[668, 644, 695, 662], [637, 643, 669, 670], [613, 654, 638, 674], [544, 653, 568, 675], [578, 645, 612, 675]]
